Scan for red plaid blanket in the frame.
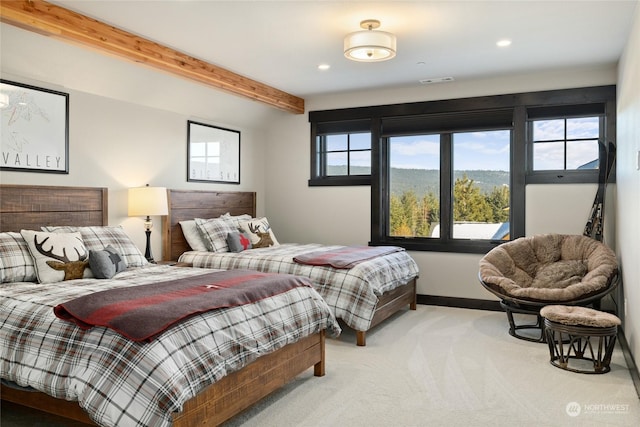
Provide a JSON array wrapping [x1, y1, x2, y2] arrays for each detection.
[[54, 269, 311, 342], [293, 245, 404, 269]]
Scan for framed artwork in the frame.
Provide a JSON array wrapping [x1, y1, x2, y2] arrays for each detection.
[[0, 80, 69, 173], [187, 120, 240, 184]]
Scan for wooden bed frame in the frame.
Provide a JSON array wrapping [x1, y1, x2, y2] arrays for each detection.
[[0, 184, 326, 426], [164, 188, 417, 346]]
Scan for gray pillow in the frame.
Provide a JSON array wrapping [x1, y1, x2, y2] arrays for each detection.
[[89, 245, 127, 279], [226, 232, 253, 253]]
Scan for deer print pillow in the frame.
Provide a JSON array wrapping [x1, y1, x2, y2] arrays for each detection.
[[238, 217, 280, 248], [20, 230, 93, 284]]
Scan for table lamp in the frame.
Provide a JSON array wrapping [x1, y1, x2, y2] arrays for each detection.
[[128, 184, 168, 263]]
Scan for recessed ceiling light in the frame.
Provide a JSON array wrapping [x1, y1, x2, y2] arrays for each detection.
[[318, 64, 330, 71], [497, 39, 512, 47]]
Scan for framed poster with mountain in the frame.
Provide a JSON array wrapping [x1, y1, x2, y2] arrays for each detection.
[[187, 120, 240, 184], [0, 80, 69, 174]]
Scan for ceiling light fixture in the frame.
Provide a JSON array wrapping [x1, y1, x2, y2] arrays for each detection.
[[344, 19, 396, 62]]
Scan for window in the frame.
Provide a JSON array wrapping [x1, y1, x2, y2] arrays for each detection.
[[309, 119, 371, 186], [452, 130, 511, 240], [531, 117, 600, 170], [384, 124, 512, 252], [308, 85, 615, 253], [526, 103, 607, 184], [321, 132, 371, 176], [388, 134, 440, 238]]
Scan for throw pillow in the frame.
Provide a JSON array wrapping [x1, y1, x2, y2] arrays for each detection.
[[42, 226, 148, 267], [238, 217, 279, 248], [89, 245, 127, 279], [220, 212, 253, 229], [0, 232, 37, 283], [227, 232, 253, 253], [179, 220, 208, 251], [20, 230, 91, 284], [194, 218, 238, 252]]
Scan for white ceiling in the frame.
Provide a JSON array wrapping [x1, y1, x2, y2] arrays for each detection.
[[48, 0, 637, 98]]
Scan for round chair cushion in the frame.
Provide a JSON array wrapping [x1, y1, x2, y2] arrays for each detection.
[[479, 234, 618, 303], [540, 305, 621, 328]]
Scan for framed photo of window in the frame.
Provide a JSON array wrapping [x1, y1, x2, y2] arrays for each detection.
[[187, 120, 240, 184], [0, 80, 69, 174]]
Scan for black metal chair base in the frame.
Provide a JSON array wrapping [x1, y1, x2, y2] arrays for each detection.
[[500, 300, 546, 343], [543, 319, 617, 374]]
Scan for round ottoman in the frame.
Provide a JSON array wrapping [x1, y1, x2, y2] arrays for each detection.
[[540, 305, 620, 374]]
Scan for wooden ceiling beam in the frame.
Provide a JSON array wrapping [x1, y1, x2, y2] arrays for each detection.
[[0, 0, 305, 114]]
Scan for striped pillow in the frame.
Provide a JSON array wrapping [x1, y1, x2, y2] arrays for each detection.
[[0, 232, 37, 283], [194, 218, 238, 252]]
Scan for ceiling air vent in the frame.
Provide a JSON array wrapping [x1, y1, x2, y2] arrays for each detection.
[[419, 77, 454, 84]]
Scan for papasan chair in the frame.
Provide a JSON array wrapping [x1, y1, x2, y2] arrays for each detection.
[[478, 234, 618, 342]]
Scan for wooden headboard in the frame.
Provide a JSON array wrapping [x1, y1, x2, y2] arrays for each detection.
[[163, 189, 256, 261], [0, 184, 108, 232]]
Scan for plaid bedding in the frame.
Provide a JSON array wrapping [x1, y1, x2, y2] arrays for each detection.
[[0, 265, 340, 427], [179, 244, 420, 332]]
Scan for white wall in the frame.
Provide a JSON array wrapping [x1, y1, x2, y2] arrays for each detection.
[[265, 67, 619, 300], [0, 23, 277, 260], [616, 3, 640, 369], [0, 83, 267, 260]]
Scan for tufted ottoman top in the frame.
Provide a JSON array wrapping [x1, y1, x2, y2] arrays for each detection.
[[540, 305, 621, 328]]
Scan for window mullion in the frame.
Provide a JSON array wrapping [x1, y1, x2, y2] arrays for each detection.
[[440, 133, 453, 242]]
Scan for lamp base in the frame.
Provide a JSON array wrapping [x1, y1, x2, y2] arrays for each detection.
[[144, 228, 156, 264]]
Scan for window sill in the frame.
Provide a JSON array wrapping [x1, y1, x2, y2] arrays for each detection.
[[308, 176, 371, 186], [371, 237, 508, 254]]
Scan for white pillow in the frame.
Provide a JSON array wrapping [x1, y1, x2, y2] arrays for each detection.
[[179, 220, 208, 251], [238, 217, 279, 248], [20, 230, 92, 283]]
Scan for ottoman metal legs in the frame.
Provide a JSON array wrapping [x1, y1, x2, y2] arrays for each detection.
[[540, 305, 620, 374], [543, 319, 617, 374]]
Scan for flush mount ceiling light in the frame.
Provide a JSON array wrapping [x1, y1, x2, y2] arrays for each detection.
[[344, 19, 396, 62]]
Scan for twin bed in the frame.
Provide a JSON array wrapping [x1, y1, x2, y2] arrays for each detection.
[[0, 184, 419, 426], [163, 189, 420, 346], [0, 185, 339, 427]]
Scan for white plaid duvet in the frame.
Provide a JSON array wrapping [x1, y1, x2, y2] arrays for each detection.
[[179, 244, 420, 332], [0, 265, 340, 427]]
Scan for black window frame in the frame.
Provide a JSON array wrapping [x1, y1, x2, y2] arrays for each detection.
[[525, 103, 610, 184], [308, 86, 616, 254], [308, 119, 372, 186]]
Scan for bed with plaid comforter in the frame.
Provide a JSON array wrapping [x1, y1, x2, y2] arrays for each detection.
[[178, 244, 419, 333], [0, 264, 340, 427]]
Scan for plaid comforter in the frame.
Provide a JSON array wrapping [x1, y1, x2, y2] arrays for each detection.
[[0, 265, 340, 427], [179, 244, 420, 332]]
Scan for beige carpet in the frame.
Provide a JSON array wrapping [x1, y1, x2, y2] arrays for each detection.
[[224, 306, 640, 427]]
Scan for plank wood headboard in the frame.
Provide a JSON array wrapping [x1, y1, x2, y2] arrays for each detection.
[[163, 189, 256, 261], [0, 184, 108, 232]]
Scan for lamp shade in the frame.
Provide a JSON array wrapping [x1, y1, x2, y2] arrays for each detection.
[[344, 28, 396, 62], [128, 186, 168, 217]]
